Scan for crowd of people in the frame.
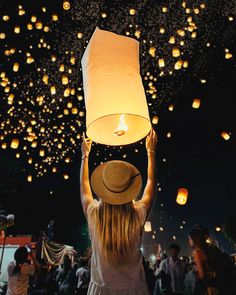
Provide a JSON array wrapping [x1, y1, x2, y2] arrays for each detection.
[[1, 234, 235, 295], [1, 251, 91, 295]]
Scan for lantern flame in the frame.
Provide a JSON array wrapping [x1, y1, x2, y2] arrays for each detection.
[[113, 115, 128, 136]]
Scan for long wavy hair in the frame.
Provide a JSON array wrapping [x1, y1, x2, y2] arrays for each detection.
[[94, 201, 141, 268]]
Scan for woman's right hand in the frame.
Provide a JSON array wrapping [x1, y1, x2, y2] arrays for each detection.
[[145, 129, 158, 152], [81, 132, 92, 157]]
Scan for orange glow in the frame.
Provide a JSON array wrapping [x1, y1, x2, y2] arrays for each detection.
[[113, 115, 128, 136], [176, 188, 188, 205]]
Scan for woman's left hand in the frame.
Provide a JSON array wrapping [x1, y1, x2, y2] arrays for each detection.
[[81, 132, 92, 157]]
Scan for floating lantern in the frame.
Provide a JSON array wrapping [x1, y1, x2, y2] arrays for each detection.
[[3, 15, 10, 21], [62, 75, 69, 85], [225, 52, 232, 59], [26, 56, 34, 64], [63, 1, 70, 10], [14, 26, 20, 34], [10, 138, 19, 149], [174, 60, 183, 70], [215, 226, 221, 232], [149, 47, 156, 57], [31, 141, 37, 148], [52, 14, 58, 21], [152, 116, 159, 125], [81, 28, 151, 145], [27, 175, 32, 182], [64, 88, 70, 97], [192, 98, 201, 109], [39, 149, 45, 157], [159, 27, 165, 34], [36, 22, 43, 29], [168, 104, 174, 111], [169, 36, 175, 44], [134, 30, 141, 38], [8, 94, 14, 104], [13, 63, 19, 72], [183, 61, 189, 68], [50, 86, 56, 95], [101, 13, 107, 18], [172, 47, 180, 57], [144, 221, 152, 232], [129, 8, 136, 15], [158, 58, 165, 68], [221, 131, 230, 141], [63, 173, 69, 180], [176, 188, 188, 205], [77, 32, 83, 39]]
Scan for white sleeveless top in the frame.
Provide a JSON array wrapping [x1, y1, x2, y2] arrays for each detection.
[[87, 199, 149, 295]]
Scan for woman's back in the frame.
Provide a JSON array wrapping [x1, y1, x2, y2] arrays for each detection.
[[87, 200, 149, 294]]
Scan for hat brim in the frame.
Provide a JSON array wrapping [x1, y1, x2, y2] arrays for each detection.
[[91, 160, 142, 205]]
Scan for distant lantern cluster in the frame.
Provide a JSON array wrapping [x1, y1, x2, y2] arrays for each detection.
[[0, 0, 234, 184]]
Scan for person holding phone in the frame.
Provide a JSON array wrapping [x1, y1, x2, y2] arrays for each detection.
[[6, 246, 38, 295]]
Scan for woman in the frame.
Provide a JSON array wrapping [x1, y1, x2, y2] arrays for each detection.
[[80, 129, 157, 294], [6, 246, 38, 295], [189, 225, 234, 295]]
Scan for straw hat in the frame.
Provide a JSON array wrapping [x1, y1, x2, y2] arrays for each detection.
[[91, 160, 142, 205]]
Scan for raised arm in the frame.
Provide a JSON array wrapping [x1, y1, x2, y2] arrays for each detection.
[[192, 248, 205, 280], [28, 250, 39, 273], [140, 129, 158, 215], [80, 133, 93, 217]]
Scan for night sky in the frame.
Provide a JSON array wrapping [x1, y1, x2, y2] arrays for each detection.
[[0, 0, 235, 256]]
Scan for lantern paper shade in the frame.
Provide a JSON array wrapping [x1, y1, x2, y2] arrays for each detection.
[[144, 221, 152, 232], [81, 27, 151, 145], [176, 188, 188, 205]]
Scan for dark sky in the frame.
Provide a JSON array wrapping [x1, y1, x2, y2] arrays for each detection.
[[0, 0, 236, 256]]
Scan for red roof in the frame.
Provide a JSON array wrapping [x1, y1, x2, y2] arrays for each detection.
[[0, 236, 32, 247]]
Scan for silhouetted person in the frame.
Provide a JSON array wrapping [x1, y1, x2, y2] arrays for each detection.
[[6, 247, 38, 295]]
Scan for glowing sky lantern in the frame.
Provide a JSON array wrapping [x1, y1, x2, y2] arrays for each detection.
[[192, 98, 201, 109], [81, 27, 151, 145], [27, 175, 32, 182], [144, 221, 152, 232], [10, 138, 19, 149], [176, 188, 188, 205], [63, 1, 71, 10], [152, 116, 159, 125], [221, 131, 230, 141]]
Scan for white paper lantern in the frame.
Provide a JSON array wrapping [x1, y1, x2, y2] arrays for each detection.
[[81, 27, 151, 145]]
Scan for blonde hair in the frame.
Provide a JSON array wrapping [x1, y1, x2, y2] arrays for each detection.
[[94, 201, 141, 268]]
